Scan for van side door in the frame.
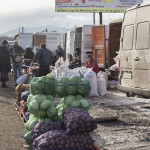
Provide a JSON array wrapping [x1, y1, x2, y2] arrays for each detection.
[[133, 6, 150, 89]]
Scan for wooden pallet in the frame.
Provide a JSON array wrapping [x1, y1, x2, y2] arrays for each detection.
[[14, 102, 27, 126]]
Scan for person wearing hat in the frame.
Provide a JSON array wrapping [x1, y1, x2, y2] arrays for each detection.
[[24, 46, 34, 60], [56, 45, 65, 59], [31, 43, 53, 77], [69, 47, 81, 69], [9, 40, 25, 86], [0, 40, 11, 88], [86, 55, 99, 74]]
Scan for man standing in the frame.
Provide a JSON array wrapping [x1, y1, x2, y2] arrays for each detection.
[[55, 45, 65, 60], [9, 40, 25, 85], [32, 43, 53, 77]]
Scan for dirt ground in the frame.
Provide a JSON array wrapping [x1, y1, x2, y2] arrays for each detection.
[[0, 76, 150, 150], [88, 90, 150, 150], [0, 76, 25, 150]]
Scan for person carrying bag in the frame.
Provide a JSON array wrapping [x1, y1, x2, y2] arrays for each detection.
[[9, 40, 25, 86]]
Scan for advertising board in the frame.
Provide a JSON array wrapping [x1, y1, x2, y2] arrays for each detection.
[[55, 0, 143, 13]]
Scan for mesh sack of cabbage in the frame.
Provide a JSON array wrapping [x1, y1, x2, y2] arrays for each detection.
[[33, 130, 95, 150], [62, 107, 97, 134], [30, 75, 57, 96], [27, 94, 58, 119], [24, 114, 38, 145], [55, 76, 90, 98], [57, 95, 91, 121], [33, 121, 65, 139]]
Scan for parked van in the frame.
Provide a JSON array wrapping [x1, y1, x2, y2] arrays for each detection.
[[65, 30, 75, 66], [66, 25, 94, 66], [32, 32, 62, 53], [81, 25, 94, 65], [15, 33, 33, 49], [119, 2, 150, 97]]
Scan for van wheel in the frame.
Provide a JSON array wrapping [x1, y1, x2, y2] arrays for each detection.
[[126, 92, 130, 97]]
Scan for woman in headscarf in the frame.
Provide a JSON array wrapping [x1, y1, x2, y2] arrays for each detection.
[[86, 55, 99, 74], [0, 40, 11, 88]]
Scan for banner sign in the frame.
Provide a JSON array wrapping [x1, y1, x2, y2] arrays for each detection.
[[55, 0, 143, 13]]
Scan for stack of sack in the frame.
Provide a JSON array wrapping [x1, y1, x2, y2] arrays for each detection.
[[33, 107, 97, 150]]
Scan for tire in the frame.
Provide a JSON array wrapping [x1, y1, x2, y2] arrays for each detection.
[[126, 92, 130, 97]]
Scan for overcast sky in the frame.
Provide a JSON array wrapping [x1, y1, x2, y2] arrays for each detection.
[[0, 0, 148, 34]]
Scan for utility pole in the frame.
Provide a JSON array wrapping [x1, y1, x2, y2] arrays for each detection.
[[99, 12, 102, 25], [93, 12, 95, 25], [19, 25, 20, 34], [22, 26, 24, 33]]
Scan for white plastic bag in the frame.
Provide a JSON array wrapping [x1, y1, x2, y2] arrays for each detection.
[[60, 65, 68, 73], [84, 71, 99, 97], [56, 68, 61, 78], [16, 74, 33, 85], [65, 69, 81, 78], [55, 58, 65, 69], [97, 76, 106, 96]]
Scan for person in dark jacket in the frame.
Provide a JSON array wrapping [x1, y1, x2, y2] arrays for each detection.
[[9, 40, 25, 85], [0, 40, 11, 88], [86, 55, 99, 74], [32, 43, 53, 77], [24, 46, 34, 59], [55, 45, 65, 60], [69, 48, 81, 69]]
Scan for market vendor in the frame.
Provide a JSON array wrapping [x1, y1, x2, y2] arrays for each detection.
[[69, 48, 81, 69], [86, 55, 99, 74], [31, 43, 53, 77]]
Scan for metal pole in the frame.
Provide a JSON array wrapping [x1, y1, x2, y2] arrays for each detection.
[[93, 12, 95, 25], [99, 12, 102, 25]]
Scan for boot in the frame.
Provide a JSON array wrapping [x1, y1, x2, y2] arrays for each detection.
[[2, 81, 8, 88]]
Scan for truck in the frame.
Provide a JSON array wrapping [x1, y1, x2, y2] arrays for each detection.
[[109, 19, 122, 67], [15, 33, 33, 49], [119, 2, 150, 97], [92, 25, 109, 68], [65, 30, 75, 66], [32, 32, 64, 53], [73, 25, 94, 66], [92, 19, 122, 69]]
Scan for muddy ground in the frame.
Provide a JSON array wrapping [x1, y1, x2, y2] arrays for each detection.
[[0, 76, 150, 150], [89, 90, 150, 150]]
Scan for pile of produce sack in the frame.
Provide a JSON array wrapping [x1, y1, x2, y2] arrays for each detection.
[[33, 130, 95, 150], [23, 73, 98, 149], [33, 107, 97, 150]]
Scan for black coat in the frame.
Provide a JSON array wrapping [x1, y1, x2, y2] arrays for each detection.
[[0, 45, 11, 73]]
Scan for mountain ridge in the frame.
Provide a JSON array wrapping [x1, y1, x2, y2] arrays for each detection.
[[0, 25, 74, 36]]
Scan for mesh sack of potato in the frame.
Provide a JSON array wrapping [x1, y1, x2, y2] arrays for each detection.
[[33, 121, 64, 139], [33, 130, 95, 150], [62, 107, 97, 134]]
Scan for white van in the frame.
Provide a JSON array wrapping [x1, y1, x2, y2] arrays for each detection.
[[32, 32, 62, 53], [119, 2, 150, 97], [65, 30, 75, 66], [15, 33, 33, 49]]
